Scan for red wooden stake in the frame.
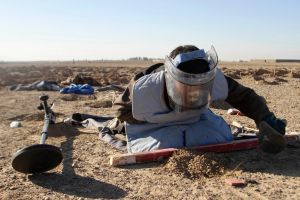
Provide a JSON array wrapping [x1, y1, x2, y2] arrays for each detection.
[[110, 139, 258, 166], [224, 179, 246, 187]]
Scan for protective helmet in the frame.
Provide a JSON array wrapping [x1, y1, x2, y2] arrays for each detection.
[[164, 46, 218, 112]]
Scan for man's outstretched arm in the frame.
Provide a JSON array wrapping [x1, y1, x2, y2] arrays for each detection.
[[225, 75, 286, 153], [224, 76, 271, 126]]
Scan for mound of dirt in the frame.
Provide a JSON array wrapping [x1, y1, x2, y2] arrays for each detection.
[[222, 67, 300, 80], [163, 150, 230, 180], [61, 73, 102, 86], [84, 100, 112, 108], [291, 70, 300, 78], [60, 94, 97, 101]]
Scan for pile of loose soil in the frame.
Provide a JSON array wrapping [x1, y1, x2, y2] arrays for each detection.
[[163, 150, 231, 180]]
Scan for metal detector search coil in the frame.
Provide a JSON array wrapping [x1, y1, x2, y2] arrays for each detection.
[[11, 95, 63, 174]]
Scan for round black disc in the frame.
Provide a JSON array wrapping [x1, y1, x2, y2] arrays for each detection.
[[12, 144, 63, 174]]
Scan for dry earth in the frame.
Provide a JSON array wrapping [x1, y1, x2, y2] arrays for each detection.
[[0, 60, 299, 199]]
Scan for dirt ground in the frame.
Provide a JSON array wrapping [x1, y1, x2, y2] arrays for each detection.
[[0, 60, 300, 200]]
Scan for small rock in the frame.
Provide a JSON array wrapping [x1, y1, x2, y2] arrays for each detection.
[[72, 161, 77, 167], [9, 186, 17, 190], [10, 121, 22, 128], [63, 118, 73, 123], [227, 108, 243, 116]]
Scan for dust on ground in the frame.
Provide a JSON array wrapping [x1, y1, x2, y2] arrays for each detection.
[[0, 60, 300, 200]]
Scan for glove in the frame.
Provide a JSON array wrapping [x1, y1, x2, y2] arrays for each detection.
[[258, 113, 286, 153]]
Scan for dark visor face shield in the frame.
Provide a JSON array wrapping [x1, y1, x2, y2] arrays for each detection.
[[164, 46, 218, 112]]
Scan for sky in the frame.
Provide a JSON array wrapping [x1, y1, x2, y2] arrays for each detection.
[[0, 0, 299, 61]]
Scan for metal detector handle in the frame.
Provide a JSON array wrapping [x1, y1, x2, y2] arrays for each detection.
[[39, 95, 52, 144], [40, 95, 50, 115]]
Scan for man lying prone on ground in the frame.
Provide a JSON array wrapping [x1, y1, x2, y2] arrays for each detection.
[[108, 45, 286, 154]]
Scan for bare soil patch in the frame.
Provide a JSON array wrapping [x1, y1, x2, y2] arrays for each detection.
[[0, 60, 300, 199]]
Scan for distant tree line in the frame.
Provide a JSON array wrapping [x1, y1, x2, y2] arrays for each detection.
[[127, 57, 163, 61], [128, 57, 151, 61]]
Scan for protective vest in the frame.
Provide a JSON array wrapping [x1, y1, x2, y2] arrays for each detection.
[[126, 69, 233, 153]]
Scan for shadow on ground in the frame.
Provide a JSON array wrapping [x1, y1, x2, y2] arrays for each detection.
[[236, 147, 300, 177], [29, 135, 127, 199]]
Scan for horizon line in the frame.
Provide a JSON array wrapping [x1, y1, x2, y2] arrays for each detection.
[[1, 58, 300, 63]]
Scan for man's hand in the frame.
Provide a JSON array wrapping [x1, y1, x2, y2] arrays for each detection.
[[259, 113, 286, 153]]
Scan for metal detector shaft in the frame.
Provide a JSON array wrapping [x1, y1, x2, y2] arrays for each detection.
[[39, 95, 54, 144], [40, 116, 50, 144]]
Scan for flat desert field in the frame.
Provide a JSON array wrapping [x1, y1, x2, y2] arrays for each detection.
[[0, 60, 299, 199]]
